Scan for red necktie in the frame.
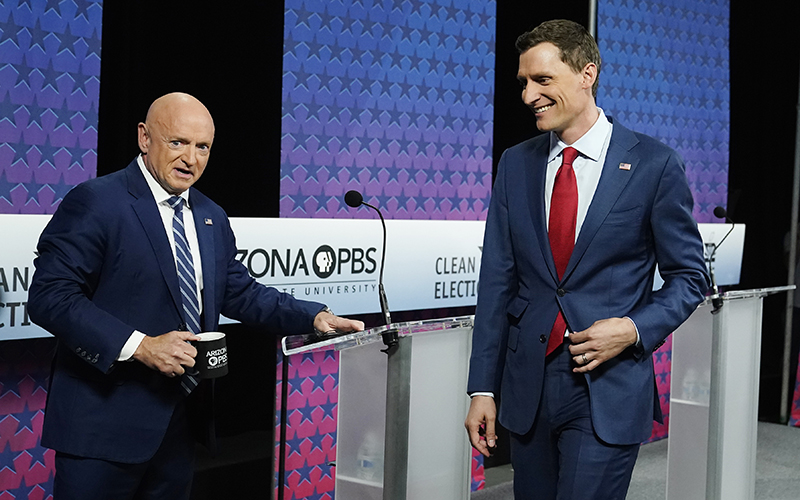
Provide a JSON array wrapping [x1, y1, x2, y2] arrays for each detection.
[[546, 147, 579, 355]]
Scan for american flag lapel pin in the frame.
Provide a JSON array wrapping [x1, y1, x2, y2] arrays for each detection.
[[204, 218, 213, 225], [619, 162, 631, 171]]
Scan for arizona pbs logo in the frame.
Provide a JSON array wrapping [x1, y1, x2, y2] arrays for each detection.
[[236, 244, 379, 281]]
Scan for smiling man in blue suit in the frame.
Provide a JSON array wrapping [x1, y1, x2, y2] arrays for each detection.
[[464, 20, 709, 499], [28, 92, 364, 500]]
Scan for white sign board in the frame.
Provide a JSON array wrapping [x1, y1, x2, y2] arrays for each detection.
[[0, 215, 745, 341], [698, 223, 744, 286], [221, 218, 484, 321], [0, 215, 51, 339], [0, 215, 485, 340]]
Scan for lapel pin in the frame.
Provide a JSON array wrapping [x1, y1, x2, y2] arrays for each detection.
[[619, 163, 631, 171], [204, 218, 213, 225]]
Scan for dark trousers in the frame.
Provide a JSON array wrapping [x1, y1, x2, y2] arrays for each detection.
[[54, 401, 195, 500], [509, 345, 640, 500]]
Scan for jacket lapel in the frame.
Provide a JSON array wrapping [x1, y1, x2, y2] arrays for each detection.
[[191, 194, 216, 331], [525, 139, 559, 282], [127, 161, 184, 319], [564, 121, 639, 280]]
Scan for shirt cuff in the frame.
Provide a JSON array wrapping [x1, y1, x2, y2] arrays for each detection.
[[470, 392, 494, 398], [117, 331, 146, 361], [623, 316, 641, 347]]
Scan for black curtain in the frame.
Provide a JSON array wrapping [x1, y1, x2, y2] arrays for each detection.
[[98, 1, 284, 217]]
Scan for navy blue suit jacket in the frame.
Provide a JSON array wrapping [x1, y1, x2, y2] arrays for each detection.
[[29, 159, 324, 463], [467, 120, 709, 445]]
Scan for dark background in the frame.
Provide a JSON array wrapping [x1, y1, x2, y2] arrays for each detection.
[[92, 0, 800, 488], [98, 1, 284, 217], [97, 3, 289, 497], [728, 1, 800, 421]]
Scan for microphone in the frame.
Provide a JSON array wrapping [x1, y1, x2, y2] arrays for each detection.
[[344, 190, 363, 208], [343, 190, 396, 352], [708, 206, 736, 313]]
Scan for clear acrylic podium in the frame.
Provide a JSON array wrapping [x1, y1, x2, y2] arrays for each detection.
[[667, 286, 793, 500], [283, 317, 475, 500]]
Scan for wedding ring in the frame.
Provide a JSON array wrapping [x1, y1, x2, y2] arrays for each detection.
[[582, 353, 589, 365]]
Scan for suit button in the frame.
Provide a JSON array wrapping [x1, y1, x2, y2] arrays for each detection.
[[539, 334, 547, 343], [557, 288, 566, 297]]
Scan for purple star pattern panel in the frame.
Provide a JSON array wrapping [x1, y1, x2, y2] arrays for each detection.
[[277, 1, 495, 496], [280, 0, 496, 220], [597, 0, 730, 442], [0, 1, 102, 498], [0, 0, 102, 214], [597, 0, 729, 224]]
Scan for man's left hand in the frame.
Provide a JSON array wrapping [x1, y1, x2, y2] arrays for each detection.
[[313, 310, 365, 334], [568, 317, 637, 373]]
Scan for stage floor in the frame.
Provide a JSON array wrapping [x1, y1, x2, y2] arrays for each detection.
[[475, 422, 800, 500]]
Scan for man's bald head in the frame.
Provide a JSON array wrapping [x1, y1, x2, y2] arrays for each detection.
[[137, 93, 215, 195], [144, 93, 215, 133]]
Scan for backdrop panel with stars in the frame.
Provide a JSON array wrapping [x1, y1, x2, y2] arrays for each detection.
[[596, 0, 730, 441], [0, 1, 102, 499], [0, 0, 101, 214], [276, 0, 496, 497]]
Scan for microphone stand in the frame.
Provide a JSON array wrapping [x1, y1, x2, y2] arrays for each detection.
[[346, 191, 397, 354], [707, 216, 735, 314]]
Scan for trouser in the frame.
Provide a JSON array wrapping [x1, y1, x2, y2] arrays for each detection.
[[509, 344, 640, 500], [54, 401, 194, 500]]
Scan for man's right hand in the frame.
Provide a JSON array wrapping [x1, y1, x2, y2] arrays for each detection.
[[133, 331, 200, 377], [465, 395, 497, 457]]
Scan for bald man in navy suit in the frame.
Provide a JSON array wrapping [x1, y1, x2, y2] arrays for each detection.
[[464, 21, 708, 499], [29, 93, 364, 500]]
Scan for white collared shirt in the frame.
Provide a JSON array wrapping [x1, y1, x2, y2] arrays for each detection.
[[117, 156, 205, 360], [137, 155, 204, 299], [545, 107, 613, 239]]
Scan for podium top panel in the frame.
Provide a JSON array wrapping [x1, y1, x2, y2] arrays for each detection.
[[281, 316, 474, 356], [720, 285, 795, 301]]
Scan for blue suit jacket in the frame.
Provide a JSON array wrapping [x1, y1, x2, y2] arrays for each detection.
[[29, 159, 324, 463], [467, 120, 709, 445]]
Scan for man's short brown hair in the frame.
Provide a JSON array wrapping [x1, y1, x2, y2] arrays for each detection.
[[515, 19, 601, 98]]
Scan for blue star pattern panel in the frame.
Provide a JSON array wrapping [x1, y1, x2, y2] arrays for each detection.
[[597, 0, 730, 442], [280, 0, 496, 220], [0, 0, 102, 214], [0, 339, 55, 499], [278, 1, 494, 497], [0, 2, 102, 498], [597, 0, 729, 223]]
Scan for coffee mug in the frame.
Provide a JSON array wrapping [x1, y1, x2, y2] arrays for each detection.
[[192, 332, 228, 379]]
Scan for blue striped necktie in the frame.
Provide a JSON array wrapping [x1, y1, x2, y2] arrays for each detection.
[[168, 196, 200, 394]]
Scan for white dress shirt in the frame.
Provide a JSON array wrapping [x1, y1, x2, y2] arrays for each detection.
[[545, 108, 612, 238], [116, 155, 205, 360]]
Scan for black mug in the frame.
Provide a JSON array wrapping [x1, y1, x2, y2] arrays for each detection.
[[192, 332, 228, 379]]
